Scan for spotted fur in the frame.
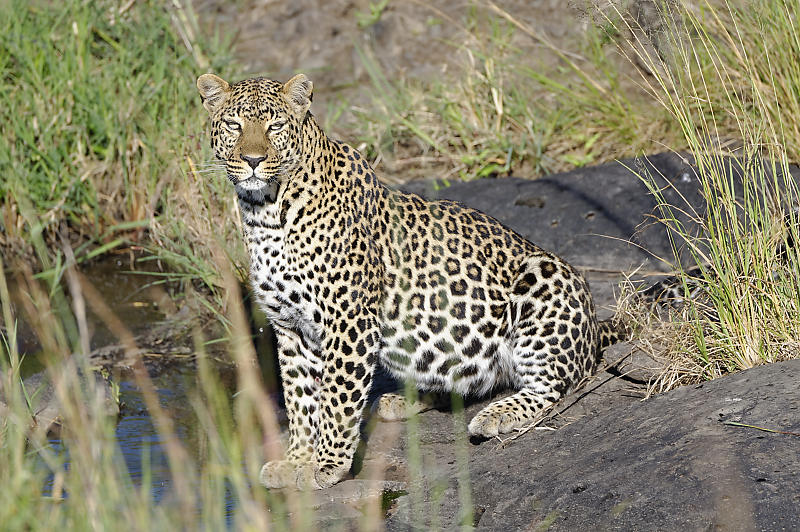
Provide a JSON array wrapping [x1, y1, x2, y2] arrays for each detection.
[[197, 73, 626, 490]]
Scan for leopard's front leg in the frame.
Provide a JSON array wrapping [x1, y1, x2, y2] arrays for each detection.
[[295, 310, 380, 490], [259, 326, 323, 489]]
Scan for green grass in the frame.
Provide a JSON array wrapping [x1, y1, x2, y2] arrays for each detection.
[[351, 0, 799, 201], [610, 0, 800, 390], [0, 0, 242, 303]]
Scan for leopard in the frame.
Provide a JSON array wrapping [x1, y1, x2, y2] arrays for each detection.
[[196, 73, 627, 490]]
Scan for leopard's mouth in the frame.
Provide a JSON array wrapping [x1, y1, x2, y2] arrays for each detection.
[[236, 175, 267, 190], [235, 172, 278, 190], [228, 158, 290, 191]]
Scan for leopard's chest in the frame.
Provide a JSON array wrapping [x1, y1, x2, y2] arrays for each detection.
[[243, 213, 322, 351]]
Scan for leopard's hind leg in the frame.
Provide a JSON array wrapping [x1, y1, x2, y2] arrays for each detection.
[[468, 256, 599, 438]]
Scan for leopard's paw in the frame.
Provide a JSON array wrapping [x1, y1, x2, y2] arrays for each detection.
[[295, 461, 349, 490], [467, 409, 523, 438], [259, 460, 297, 489]]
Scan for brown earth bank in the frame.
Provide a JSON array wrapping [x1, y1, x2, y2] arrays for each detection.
[[195, 0, 602, 98]]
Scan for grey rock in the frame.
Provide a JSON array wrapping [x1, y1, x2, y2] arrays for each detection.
[[399, 152, 800, 319], [0, 356, 118, 435], [468, 359, 800, 531], [401, 152, 799, 272]]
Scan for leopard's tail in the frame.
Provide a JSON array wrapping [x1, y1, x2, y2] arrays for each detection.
[[597, 318, 630, 351]]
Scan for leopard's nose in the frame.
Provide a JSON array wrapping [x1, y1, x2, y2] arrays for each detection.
[[241, 154, 266, 169]]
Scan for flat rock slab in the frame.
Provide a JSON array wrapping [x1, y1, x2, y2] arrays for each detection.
[[468, 359, 800, 531], [400, 152, 706, 272], [402, 152, 800, 269]]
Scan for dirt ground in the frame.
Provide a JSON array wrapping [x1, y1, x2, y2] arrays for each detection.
[[197, 1, 599, 86], [194, 0, 636, 138]]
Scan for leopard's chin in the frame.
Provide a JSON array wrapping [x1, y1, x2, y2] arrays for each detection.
[[235, 175, 271, 191], [234, 176, 280, 205]]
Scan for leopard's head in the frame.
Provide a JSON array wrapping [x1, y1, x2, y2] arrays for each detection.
[[196, 73, 313, 195]]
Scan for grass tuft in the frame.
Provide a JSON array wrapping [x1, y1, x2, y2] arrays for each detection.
[[0, 0, 242, 303], [611, 0, 800, 391]]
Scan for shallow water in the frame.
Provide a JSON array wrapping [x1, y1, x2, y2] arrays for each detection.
[[8, 256, 166, 361], [3, 257, 273, 511], [115, 372, 196, 502]]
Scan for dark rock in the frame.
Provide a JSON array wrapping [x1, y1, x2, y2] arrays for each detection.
[[400, 152, 703, 271], [373, 360, 800, 531], [400, 153, 800, 320], [401, 152, 799, 273], [468, 359, 800, 531]]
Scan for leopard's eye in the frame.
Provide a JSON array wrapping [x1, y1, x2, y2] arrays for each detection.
[[222, 119, 241, 132], [268, 121, 286, 132]]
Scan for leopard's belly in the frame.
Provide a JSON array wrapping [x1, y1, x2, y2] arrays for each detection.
[[377, 265, 517, 396]]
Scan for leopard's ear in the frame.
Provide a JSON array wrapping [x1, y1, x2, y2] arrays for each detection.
[[282, 73, 313, 117], [196, 73, 230, 114]]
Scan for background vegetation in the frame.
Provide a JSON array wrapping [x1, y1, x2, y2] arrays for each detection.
[[1, 0, 799, 528], [0, 0, 243, 302], [353, 1, 800, 185]]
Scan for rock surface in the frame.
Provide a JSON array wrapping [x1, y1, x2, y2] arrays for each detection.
[[380, 359, 800, 531], [0, 356, 118, 435], [467, 359, 800, 531], [402, 152, 800, 313]]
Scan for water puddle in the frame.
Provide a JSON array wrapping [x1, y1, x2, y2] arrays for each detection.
[[1, 256, 278, 509]]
